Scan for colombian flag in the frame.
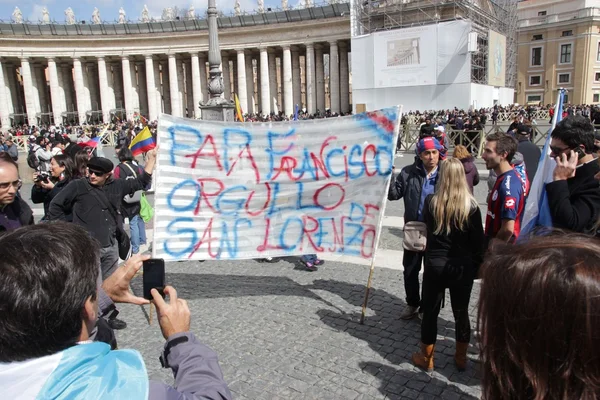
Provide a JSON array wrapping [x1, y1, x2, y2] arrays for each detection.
[[129, 126, 156, 156], [234, 93, 244, 122]]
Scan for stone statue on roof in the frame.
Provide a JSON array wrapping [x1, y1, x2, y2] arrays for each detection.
[[281, 0, 288, 10], [162, 7, 175, 21], [141, 5, 150, 22], [41, 7, 50, 24], [92, 8, 101, 24], [118, 7, 126, 23], [12, 7, 23, 24], [234, 1, 241, 16], [65, 7, 76, 25], [305, 0, 313, 7], [257, 0, 265, 13], [187, 5, 195, 19]]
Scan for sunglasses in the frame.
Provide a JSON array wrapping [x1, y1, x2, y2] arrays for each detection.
[[549, 146, 571, 156], [88, 169, 106, 177], [0, 179, 22, 190]]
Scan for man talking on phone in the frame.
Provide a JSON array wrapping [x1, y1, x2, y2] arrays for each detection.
[[0, 223, 232, 400], [546, 115, 600, 233]]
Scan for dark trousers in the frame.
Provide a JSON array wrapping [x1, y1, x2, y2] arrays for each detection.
[[402, 250, 424, 308], [420, 263, 474, 345]]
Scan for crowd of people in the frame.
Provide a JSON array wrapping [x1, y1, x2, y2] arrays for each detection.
[[1, 108, 600, 398], [388, 113, 600, 396]]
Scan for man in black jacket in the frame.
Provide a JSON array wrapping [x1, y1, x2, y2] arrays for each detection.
[[516, 124, 541, 186], [547, 115, 600, 233], [388, 137, 443, 320], [48, 151, 157, 279], [0, 153, 34, 233]]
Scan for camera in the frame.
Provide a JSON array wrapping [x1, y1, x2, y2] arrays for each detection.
[[34, 171, 51, 183]]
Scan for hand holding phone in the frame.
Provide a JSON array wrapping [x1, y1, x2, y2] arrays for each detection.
[[151, 286, 191, 339], [143, 258, 165, 300]]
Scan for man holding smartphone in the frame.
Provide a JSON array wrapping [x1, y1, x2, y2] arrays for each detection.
[[0, 223, 232, 400], [546, 115, 600, 233]]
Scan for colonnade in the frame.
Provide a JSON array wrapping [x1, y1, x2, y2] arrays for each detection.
[[0, 40, 351, 126]]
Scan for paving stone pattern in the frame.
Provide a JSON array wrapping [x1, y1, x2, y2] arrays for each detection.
[[118, 259, 483, 399]]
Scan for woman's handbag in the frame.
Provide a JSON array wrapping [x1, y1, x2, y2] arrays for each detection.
[[403, 221, 427, 252]]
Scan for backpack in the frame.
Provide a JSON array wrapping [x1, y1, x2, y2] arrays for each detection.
[[119, 162, 143, 204], [27, 150, 39, 170]]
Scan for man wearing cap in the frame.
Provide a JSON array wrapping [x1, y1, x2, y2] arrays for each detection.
[[388, 137, 443, 320], [516, 124, 541, 186], [48, 151, 157, 280]]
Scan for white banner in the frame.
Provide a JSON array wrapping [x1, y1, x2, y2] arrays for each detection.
[[152, 108, 400, 261]]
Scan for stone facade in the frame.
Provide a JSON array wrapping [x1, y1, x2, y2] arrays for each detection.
[[0, 8, 351, 127]]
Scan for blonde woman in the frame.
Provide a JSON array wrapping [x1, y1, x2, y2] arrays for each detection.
[[412, 158, 485, 373]]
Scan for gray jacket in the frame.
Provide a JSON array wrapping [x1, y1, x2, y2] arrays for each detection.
[[98, 290, 232, 400]]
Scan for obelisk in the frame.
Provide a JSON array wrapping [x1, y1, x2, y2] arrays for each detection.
[[200, 0, 235, 121]]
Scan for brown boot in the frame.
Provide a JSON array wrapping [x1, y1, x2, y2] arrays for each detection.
[[411, 343, 435, 372], [455, 341, 469, 371]]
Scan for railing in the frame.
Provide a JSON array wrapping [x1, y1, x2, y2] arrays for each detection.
[[13, 130, 118, 152], [403, 110, 551, 126]]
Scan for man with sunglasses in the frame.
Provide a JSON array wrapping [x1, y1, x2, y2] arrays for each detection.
[[0, 153, 33, 233], [546, 115, 600, 233], [48, 150, 157, 329]]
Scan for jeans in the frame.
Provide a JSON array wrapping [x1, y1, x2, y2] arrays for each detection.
[[129, 214, 147, 254], [402, 250, 423, 308], [100, 241, 119, 281]]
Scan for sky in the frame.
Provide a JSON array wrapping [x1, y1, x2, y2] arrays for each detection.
[[0, 0, 310, 23]]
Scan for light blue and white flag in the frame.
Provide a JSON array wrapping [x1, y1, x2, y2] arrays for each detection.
[[0, 342, 148, 399], [520, 89, 566, 236]]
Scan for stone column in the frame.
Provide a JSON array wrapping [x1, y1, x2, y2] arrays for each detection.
[[183, 60, 192, 117], [137, 62, 148, 117], [105, 62, 116, 115], [112, 63, 124, 110], [35, 66, 47, 115], [282, 46, 293, 117], [88, 63, 100, 112], [168, 54, 181, 117], [153, 61, 162, 115], [315, 46, 325, 113], [222, 53, 232, 101], [245, 53, 254, 114], [339, 42, 350, 114], [190, 53, 202, 117], [81, 63, 92, 115], [30, 65, 41, 120], [236, 50, 248, 113], [291, 47, 301, 110], [268, 50, 278, 113], [329, 41, 340, 114], [162, 60, 172, 115], [73, 58, 88, 124], [305, 43, 316, 115], [4, 64, 16, 115], [145, 55, 158, 121], [56, 64, 67, 117], [130, 62, 140, 114], [259, 47, 271, 116], [47, 58, 64, 125], [97, 57, 111, 122], [0, 59, 11, 129], [121, 56, 134, 120], [199, 54, 208, 104], [176, 58, 185, 117]]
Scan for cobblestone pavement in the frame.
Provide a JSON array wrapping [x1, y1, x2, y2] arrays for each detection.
[[118, 259, 483, 399], [22, 151, 485, 399]]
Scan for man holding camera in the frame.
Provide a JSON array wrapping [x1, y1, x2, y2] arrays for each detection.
[[0, 223, 232, 400], [546, 115, 600, 233]]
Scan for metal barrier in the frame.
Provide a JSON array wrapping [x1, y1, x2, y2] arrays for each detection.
[[12, 129, 119, 153]]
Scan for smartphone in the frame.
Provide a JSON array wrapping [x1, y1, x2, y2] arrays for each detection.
[[143, 258, 165, 300]]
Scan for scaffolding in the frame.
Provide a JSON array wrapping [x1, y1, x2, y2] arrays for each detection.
[[351, 0, 518, 88]]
